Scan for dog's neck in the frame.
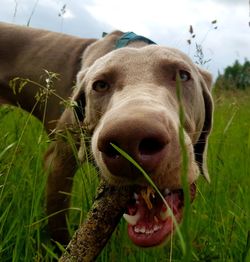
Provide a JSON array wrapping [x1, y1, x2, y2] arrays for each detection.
[[81, 31, 156, 70], [115, 32, 156, 49]]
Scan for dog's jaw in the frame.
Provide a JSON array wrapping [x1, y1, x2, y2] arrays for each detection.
[[123, 184, 196, 247]]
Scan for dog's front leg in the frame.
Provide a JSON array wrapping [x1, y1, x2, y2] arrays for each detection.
[[44, 108, 81, 245]]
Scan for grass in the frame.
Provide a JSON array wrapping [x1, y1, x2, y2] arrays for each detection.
[[0, 89, 250, 261]]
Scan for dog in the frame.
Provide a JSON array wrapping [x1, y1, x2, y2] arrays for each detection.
[[0, 22, 213, 247]]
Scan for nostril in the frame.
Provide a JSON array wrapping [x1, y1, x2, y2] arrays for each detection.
[[139, 137, 166, 156], [101, 142, 121, 159]]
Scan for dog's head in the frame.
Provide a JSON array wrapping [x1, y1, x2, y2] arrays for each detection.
[[73, 33, 213, 247]]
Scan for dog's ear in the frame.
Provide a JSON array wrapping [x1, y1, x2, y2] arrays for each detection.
[[71, 69, 89, 122], [74, 31, 124, 119], [81, 31, 124, 69], [194, 68, 213, 183]]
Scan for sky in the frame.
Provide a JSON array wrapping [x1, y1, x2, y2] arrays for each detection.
[[0, 0, 249, 79]]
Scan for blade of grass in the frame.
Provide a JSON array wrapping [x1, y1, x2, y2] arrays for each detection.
[[242, 231, 250, 262], [176, 75, 192, 261], [0, 100, 40, 200], [0, 142, 16, 160]]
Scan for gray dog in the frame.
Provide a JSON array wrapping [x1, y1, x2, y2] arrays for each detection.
[[0, 22, 213, 247]]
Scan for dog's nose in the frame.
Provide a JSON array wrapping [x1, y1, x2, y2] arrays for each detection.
[[97, 118, 169, 178]]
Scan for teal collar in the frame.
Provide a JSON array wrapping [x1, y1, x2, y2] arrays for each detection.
[[115, 32, 156, 49]]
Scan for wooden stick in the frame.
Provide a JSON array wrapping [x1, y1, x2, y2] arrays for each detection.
[[59, 181, 133, 262]]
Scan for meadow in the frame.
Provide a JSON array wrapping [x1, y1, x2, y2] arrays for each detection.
[[0, 88, 249, 261]]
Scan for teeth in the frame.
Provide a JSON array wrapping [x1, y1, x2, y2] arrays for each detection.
[[164, 188, 171, 196], [153, 224, 161, 232], [145, 229, 154, 234], [134, 224, 162, 234], [123, 211, 140, 225], [134, 226, 146, 234], [134, 227, 140, 233], [154, 216, 159, 223], [133, 192, 139, 200], [140, 226, 146, 233]]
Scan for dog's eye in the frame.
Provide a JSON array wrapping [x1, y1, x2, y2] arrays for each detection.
[[178, 70, 191, 82], [93, 80, 110, 92]]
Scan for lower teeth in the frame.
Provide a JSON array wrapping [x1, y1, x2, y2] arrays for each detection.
[[134, 224, 162, 234]]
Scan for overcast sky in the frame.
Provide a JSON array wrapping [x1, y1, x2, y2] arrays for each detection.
[[0, 0, 249, 78]]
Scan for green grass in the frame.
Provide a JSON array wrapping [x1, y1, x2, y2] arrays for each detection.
[[0, 89, 250, 261]]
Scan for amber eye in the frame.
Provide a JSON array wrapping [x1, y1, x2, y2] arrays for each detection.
[[93, 80, 110, 92], [178, 70, 191, 82]]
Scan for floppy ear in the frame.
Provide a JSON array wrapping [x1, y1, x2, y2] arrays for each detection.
[[80, 31, 124, 69], [71, 68, 89, 122], [73, 31, 125, 120], [194, 68, 213, 183]]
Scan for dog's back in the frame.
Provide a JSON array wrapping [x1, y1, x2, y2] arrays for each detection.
[[0, 22, 96, 131]]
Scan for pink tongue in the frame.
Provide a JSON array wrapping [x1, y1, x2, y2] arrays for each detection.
[[127, 192, 183, 247]]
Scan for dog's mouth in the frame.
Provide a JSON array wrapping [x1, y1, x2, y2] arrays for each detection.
[[123, 183, 196, 247]]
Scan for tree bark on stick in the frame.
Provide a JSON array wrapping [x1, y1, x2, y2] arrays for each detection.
[[59, 180, 134, 262]]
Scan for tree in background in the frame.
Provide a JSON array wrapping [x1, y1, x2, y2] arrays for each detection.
[[215, 59, 250, 90]]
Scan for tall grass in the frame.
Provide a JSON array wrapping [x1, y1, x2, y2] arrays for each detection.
[[0, 89, 250, 261]]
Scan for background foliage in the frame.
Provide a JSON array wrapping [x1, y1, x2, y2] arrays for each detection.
[[215, 59, 250, 90]]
